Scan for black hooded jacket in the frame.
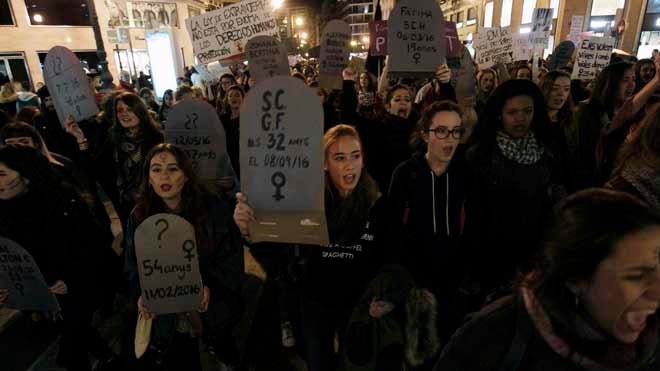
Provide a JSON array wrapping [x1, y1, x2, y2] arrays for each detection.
[[387, 151, 466, 291]]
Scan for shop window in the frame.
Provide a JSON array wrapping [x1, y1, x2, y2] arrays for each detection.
[[456, 11, 463, 28], [550, 0, 560, 19], [24, 0, 91, 26], [501, 0, 512, 27], [484, 2, 494, 28], [522, 0, 536, 24], [0, 0, 13, 25], [591, 0, 626, 17], [467, 8, 477, 25]]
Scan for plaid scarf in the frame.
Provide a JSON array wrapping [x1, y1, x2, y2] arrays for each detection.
[[114, 130, 145, 204], [496, 130, 544, 165]]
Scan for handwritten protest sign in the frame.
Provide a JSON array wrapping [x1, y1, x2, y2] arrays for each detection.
[[43, 46, 99, 127], [572, 36, 615, 80], [0, 237, 59, 312], [164, 99, 226, 180], [474, 27, 513, 69], [568, 15, 584, 46], [246, 36, 289, 84], [135, 214, 202, 315], [369, 20, 388, 57], [512, 33, 532, 61], [240, 76, 329, 245], [548, 40, 575, 70], [388, 0, 445, 77], [185, 0, 277, 64], [319, 20, 351, 91], [194, 63, 213, 81], [529, 8, 553, 48]]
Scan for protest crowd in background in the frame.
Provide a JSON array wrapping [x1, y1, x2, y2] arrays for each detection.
[[2, 3, 660, 371]]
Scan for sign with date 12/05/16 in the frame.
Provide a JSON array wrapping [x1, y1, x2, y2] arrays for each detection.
[[240, 76, 329, 245], [164, 99, 227, 181]]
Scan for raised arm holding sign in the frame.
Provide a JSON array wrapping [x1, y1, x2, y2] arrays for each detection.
[[240, 76, 328, 245], [43, 46, 99, 127]]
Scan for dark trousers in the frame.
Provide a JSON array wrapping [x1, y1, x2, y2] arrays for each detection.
[[57, 295, 113, 371], [301, 295, 352, 371]]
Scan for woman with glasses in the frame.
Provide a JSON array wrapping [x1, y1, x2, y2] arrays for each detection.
[[387, 100, 467, 342]]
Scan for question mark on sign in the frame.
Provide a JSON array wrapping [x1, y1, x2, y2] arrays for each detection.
[[155, 218, 169, 248], [413, 52, 421, 64]]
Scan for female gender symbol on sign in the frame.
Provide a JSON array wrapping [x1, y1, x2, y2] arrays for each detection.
[[271, 172, 286, 201]]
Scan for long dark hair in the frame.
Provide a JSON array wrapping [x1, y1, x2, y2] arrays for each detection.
[[323, 125, 379, 243], [469, 79, 551, 161], [217, 85, 244, 117], [0, 144, 63, 196], [540, 70, 574, 127], [110, 92, 163, 150], [612, 103, 660, 177], [135, 143, 208, 228], [634, 59, 655, 93], [587, 62, 634, 116], [358, 72, 375, 93]]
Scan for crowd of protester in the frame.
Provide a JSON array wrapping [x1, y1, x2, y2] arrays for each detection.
[[0, 48, 659, 371]]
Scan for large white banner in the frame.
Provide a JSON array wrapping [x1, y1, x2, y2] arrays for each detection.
[[185, 0, 277, 64]]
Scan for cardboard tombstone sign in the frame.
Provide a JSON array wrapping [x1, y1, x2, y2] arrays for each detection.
[[185, 0, 278, 64], [548, 41, 576, 70], [319, 20, 351, 91], [246, 36, 289, 84], [240, 76, 329, 245], [572, 37, 616, 81], [0, 237, 60, 312], [474, 27, 513, 69], [43, 46, 99, 127], [164, 99, 227, 181], [134, 214, 203, 315], [450, 44, 477, 102], [387, 0, 445, 78]]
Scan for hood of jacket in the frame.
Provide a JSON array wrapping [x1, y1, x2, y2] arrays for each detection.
[[17, 91, 38, 102]]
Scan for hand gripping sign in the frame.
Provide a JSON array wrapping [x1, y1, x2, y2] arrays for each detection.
[[0, 236, 60, 312], [135, 214, 203, 315], [240, 76, 329, 245], [44, 46, 99, 127]]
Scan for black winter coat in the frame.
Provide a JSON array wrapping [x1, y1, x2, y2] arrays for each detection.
[[387, 151, 466, 292]]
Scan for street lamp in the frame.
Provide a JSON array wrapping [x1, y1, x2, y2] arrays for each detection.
[[86, 0, 114, 91], [301, 32, 308, 40], [295, 17, 304, 26], [362, 36, 369, 45], [350, 40, 358, 46], [271, 0, 284, 11]]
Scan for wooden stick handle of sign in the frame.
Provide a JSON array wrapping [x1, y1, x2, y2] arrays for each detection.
[[532, 49, 540, 85]]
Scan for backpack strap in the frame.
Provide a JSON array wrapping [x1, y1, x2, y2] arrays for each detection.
[[498, 297, 535, 371]]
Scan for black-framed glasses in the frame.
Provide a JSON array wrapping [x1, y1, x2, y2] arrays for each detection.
[[425, 127, 465, 140]]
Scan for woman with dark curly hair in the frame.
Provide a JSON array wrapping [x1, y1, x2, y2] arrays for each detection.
[[464, 79, 567, 297]]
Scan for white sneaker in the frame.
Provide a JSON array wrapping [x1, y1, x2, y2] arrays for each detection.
[[281, 321, 296, 348]]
